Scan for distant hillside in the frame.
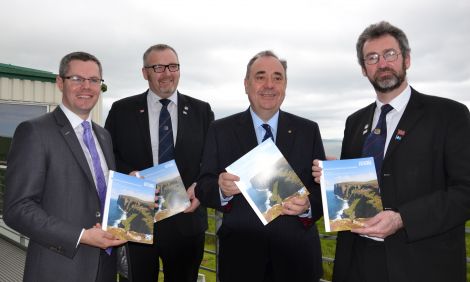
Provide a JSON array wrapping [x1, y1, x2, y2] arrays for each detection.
[[117, 195, 154, 234], [334, 180, 382, 219]]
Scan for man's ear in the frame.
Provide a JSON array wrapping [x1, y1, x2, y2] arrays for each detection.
[[56, 75, 64, 92]]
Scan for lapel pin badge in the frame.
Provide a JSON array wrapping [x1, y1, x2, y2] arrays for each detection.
[[184, 106, 189, 110], [182, 111, 188, 115], [288, 130, 292, 134], [363, 124, 369, 135], [395, 129, 406, 140], [139, 109, 145, 113]]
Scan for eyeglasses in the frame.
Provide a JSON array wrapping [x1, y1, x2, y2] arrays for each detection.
[[63, 75, 104, 86], [364, 49, 401, 65], [145, 64, 180, 73]]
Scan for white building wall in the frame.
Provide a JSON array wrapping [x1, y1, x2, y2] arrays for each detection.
[[0, 77, 103, 124]]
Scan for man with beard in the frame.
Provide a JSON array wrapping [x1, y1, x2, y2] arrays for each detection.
[[312, 21, 470, 282]]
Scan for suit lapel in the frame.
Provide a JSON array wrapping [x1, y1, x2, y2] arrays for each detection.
[[384, 89, 425, 160], [92, 123, 115, 170], [136, 91, 153, 159], [54, 108, 96, 192], [235, 109, 258, 153], [276, 111, 295, 159], [175, 92, 188, 151], [353, 103, 377, 155]]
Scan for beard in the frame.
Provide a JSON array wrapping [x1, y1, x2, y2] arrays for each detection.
[[368, 62, 407, 93]]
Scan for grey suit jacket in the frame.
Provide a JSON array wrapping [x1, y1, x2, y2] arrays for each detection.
[[4, 107, 116, 282]]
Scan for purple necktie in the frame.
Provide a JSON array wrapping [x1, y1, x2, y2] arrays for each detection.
[[82, 121, 111, 255]]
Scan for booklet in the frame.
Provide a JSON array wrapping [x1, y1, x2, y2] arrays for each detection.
[[226, 139, 309, 225], [139, 160, 190, 222], [319, 157, 383, 232], [102, 170, 156, 244]]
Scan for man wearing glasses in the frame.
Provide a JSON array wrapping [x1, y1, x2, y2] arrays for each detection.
[[4, 52, 126, 282], [312, 21, 470, 282], [105, 44, 214, 282]]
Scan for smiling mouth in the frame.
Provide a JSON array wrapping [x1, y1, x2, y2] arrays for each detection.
[[260, 93, 276, 97]]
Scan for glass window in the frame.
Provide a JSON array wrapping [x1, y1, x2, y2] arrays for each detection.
[[1, 103, 48, 214]]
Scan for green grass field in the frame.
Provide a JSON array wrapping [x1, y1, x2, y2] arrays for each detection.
[[191, 212, 470, 282]]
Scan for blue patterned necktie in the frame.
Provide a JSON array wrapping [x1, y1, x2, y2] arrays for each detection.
[[158, 99, 175, 164], [81, 121, 111, 254], [362, 104, 394, 182], [261, 124, 274, 142]]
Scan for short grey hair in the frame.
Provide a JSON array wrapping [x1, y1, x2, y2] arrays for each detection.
[[143, 44, 179, 66], [356, 21, 411, 69], [245, 50, 287, 80]]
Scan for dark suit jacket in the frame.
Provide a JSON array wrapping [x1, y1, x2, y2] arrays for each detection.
[[4, 107, 116, 282], [196, 109, 325, 281], [333, 87, 470, 282], [105, 90, 214, 237]]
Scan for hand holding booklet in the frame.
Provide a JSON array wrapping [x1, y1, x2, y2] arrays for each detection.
[[319, 157, 383, 232], [226, 139, 309, 225], [138, 160, 190, 222], [102, 171, 156, 244]]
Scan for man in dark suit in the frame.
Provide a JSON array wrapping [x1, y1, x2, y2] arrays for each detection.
[[3, 52, 126, 282], [105, 44, 214, 282], [196, 50, 325, 282], [313, 21, 470, 282]]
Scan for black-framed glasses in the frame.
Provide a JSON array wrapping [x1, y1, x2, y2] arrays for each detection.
[[63, 75, 104, 86], [364, 49, 401, 65], [145, 64, 180, 73]]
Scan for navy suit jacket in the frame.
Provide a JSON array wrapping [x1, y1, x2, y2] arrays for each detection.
[[333, 87, 470, 282], [105, 90, 214, 237], [196, 109, 325, 281], [4, 107, 116, 282]]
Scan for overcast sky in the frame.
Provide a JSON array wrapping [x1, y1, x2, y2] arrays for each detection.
[[1, 0, 469, 139]]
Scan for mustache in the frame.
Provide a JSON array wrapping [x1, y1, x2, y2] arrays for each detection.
[[375, 67, 397, 76]]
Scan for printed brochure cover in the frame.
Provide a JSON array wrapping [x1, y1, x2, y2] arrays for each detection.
[[226, 139, 309, 225], [139, 160, 190, 222], [102, 170, 156, 244], [319, 157, 383, 232]]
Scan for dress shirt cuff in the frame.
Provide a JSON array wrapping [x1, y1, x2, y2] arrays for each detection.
[[77, 228, 85, 248], [219, 188, 233, 206], [298, 208, 312, 218]]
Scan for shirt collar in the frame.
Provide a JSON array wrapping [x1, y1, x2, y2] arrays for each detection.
[[59, 104, 91, 129], [148, 89, 178, 106], [249, 107, 279, 132], [375, 84, 411, 113]]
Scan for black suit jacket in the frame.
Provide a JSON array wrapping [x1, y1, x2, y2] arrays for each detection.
[[4, 107, 116, 282], [105, 90, 214, 237], [333, 87, 470, 282], [196, 109, 325, 281]]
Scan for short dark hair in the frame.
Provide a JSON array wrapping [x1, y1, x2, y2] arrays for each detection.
[[59, 51, 102, 77], [245, 50, 287, 80], [143, 44, 179, 66], [356, 21, 411, 68]]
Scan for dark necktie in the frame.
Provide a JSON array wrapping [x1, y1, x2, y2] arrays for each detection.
[[262, 124, 274, 142], [82, 121, 112, 255], [158, 99, 175, 164], [362, 104, 394, 182]]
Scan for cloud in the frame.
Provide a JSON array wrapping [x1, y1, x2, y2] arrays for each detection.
[[1, 0, 469, 139]]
